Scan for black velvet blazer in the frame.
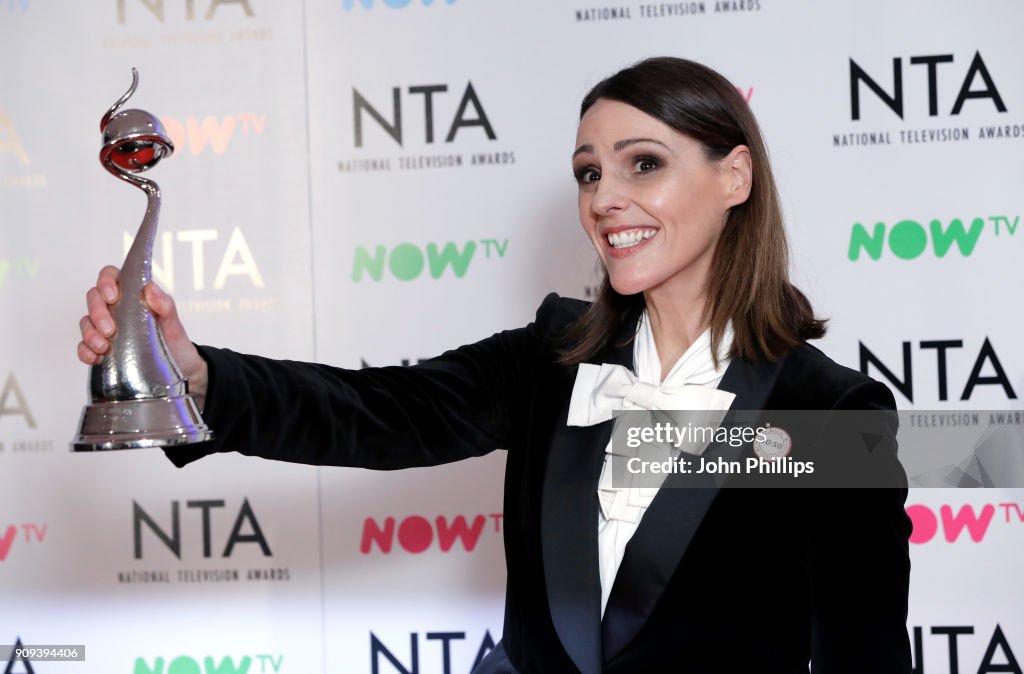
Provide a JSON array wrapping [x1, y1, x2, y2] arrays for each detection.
[[167, 293, 912, 674]]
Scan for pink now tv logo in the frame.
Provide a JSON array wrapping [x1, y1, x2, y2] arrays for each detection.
[[160, 114, 266, 155], [361, 513, 502, 554], [0, 523, 47, 561], [906, 503, 1024, 544]]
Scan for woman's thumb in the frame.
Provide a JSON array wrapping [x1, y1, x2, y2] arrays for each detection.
[[143, 282, 177, 323]]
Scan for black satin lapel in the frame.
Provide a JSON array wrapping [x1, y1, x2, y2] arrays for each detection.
[[541, 411, 607, 674], [600, 355, 784, 662], [539, 336, 634, 674]]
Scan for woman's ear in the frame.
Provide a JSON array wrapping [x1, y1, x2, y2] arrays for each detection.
[[721, 145, 752, 208]]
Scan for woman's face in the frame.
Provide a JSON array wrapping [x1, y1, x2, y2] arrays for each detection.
[[572, 98, 749, 299]]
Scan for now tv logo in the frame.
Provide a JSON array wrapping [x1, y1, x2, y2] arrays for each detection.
[[134, 653, 281, 674], [161, 113, 266, 155], [0, 523, 47, 561], [361, 513, 502, 554], [906, 502, 1024, 544]]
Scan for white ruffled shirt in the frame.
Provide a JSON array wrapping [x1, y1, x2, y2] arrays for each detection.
[[584, 313, 735, 616]]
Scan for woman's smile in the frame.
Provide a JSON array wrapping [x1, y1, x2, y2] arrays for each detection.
[[604, 226, 658, 254]]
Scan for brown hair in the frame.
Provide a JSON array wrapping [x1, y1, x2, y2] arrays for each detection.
[[559, 57, 825, 365]]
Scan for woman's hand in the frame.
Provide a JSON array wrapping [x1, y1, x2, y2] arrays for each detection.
[[77, 265, 209, 408]]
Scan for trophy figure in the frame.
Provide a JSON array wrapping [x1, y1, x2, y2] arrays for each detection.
[[72, 69, 213, 451]]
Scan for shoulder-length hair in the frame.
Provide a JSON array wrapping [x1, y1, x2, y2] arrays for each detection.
[[559, 56, 825, 366]]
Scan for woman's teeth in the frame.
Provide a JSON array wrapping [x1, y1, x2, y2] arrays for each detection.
[[607, 229, 656, 249]]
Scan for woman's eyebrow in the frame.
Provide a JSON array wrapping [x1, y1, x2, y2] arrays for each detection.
[[572, 137, 672, 158], [613, 137, 671, 153], [572, 143, 593, 159]]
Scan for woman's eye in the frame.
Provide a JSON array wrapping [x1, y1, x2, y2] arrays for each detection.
[[575, 168, 600, 185], [635, 156, 659, 173]]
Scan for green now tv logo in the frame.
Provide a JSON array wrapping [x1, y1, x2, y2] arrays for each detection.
[[352, 239, 508, 282], [848, 215, 1019, 261], [0, 257, 38, 290], [134, 654, 282, 673]]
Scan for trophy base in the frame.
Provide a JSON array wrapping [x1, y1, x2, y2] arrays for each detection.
[[72, 395, 214, 451]]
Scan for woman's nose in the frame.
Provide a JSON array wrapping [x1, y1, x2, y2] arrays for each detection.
[[590, 175, 628, 215]]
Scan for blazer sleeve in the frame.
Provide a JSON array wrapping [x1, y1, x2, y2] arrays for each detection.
[[164, 293, 568, 470], [808, 379, 913, 674]]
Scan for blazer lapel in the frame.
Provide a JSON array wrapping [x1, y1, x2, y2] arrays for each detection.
[[540, 330, 634, 674], [600, 355, 784, 662], [541, 412, 607, 674]]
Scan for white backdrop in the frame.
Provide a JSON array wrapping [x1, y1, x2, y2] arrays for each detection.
[[1, 1, 1022, 672]]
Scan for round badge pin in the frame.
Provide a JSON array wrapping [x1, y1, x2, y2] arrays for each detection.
[[753, 424, 792, 459]]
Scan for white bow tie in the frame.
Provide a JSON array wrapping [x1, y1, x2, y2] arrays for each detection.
[[567, 362, 736, 523], [567, 362, 736, 427]]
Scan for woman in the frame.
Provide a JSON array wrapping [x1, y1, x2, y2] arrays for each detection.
[[78, 57, 912, 673]]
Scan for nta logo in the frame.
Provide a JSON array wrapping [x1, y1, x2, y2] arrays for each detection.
[[0, 523, 47, 562], [361, 513, 502, 554], [372, 631, 496, 674], [848, 215, 1020, 261], [850, 51, 1006, 120], [911, 624, 1020, 674], [0, 107, 29, 165], [133, 498, 271, 559], [123, 227, 264, 293], [351, 239, 508, 282], [117, 0, 254, 23], [134, 654, 282, 674], [0, 372, 36, 429], [354, 82, 494, 147], [344, 0, 456, 11], [859, 338, 1015, 403]]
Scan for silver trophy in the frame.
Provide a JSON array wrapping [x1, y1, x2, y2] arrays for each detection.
[[72, 69, 213, 451]]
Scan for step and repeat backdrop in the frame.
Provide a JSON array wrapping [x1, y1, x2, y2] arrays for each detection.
[[1, 1, 1022, 672]]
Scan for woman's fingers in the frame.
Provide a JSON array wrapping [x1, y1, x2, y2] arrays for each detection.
[[77, 340, 100, 365], [78, 266, 120, 365], [79, 314, 108, 354], [97, 265, 120, 303], [86, 286, 115, 338]]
